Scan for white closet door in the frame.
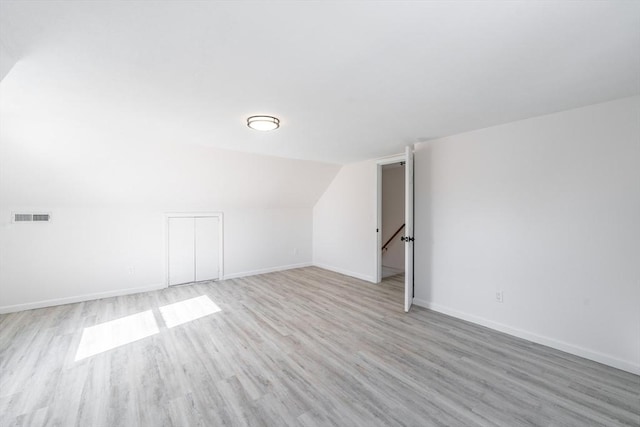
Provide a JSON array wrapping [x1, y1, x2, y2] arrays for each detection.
[[168, 217, 195, 286], [195, 216, 220, 282]]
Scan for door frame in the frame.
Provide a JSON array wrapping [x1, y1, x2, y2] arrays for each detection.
[[164, 212, 224, 287], [375, 153, 407, 284]]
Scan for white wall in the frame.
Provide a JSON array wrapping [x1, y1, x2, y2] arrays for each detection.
[[0, 113, 339, 312], [312, 96, 639, 374], [0, 40, 17, 82], [381, 165, 405, 271], [414, 96, 640, 374], [312, 159, 378, 282]]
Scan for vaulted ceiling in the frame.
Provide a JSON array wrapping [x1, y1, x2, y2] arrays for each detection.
[[1, 1, 639, 164]]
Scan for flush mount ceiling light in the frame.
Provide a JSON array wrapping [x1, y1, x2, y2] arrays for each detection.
[[247, 115, 280, 131]]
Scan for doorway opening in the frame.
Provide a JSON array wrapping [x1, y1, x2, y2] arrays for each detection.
[[376, 146, 414, 312], [380, 162, 405, 279]]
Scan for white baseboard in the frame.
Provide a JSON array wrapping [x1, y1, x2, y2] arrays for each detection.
[[382, 265, 404, 278], [0, 263, 314, 314], [222, 262, 312, 280], [312, 263, 377, 283], [0, 283, 167, 314], [412, 298, 640, 375]]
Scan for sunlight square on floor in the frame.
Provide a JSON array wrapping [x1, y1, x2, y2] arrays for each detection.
[[159, 295, 221, 328], [75, 310, 159, 361]]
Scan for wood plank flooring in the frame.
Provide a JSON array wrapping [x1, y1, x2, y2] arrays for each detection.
[[1, 267, 638, 426]]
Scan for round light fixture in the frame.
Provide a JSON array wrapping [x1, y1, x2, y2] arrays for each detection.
[[247, 115, 280, 131]]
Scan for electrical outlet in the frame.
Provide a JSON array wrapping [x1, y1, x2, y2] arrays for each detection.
[[496, 291, 504, 303], [293, 247, 298, 255]]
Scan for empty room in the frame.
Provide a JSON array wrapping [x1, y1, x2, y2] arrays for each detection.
[[0, 1, 638, 426]]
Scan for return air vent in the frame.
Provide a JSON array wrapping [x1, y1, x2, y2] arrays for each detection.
[[13, 213, 51, 223]]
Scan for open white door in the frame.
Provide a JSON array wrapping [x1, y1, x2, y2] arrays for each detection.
[[404, 145, 414, 312]]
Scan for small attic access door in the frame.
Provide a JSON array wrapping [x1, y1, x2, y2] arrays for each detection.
[[166, 213, 223, 286]]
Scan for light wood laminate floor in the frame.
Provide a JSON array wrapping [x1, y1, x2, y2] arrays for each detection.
[[1, 267, 638, 426]]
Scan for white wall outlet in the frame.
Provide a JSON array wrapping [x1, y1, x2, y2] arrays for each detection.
[[293, 247, 298, 255], [496, 291, 504, 303]]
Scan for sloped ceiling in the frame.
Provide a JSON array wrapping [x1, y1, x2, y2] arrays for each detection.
[[1, 1, 639, 164]]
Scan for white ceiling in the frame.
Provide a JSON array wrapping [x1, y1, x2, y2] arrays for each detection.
[[1, 1, 638, 165]]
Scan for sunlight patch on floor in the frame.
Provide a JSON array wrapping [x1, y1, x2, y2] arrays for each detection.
[[75, 310, 159, 361], [159, 295, 221, 328]]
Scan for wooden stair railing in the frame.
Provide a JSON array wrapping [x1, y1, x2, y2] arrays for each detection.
[[381, 224, 405, 252]]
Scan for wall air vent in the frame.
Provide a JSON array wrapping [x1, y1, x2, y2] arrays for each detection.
[[13, 213, 51, 223]]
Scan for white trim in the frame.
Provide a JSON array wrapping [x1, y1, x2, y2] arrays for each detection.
[[223, 262, 312, 280], [376, 154, 406, 165], [413, 298, 640, 375], [0, 283, 166, 314], [164, 212, 224, 286], [381, 265, 404, 278], [312, 263, 377, 283], [0, 262, 310, 314]]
